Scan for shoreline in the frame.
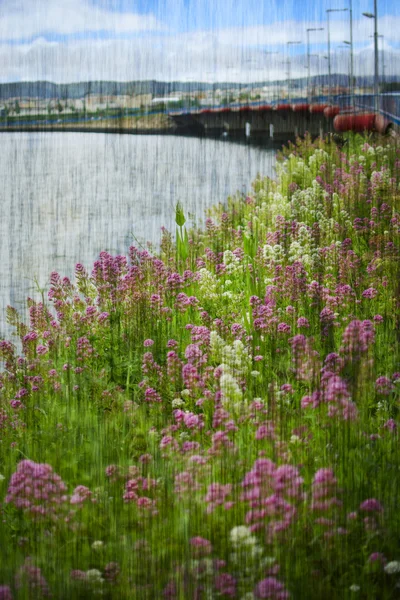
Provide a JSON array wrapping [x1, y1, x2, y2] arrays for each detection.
[[0, 125, 175, 135]]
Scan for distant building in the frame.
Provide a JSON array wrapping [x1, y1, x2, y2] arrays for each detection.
[[119, 94, 152, 108], [85, 94, 119, 110], [151, 97, 181, 105]]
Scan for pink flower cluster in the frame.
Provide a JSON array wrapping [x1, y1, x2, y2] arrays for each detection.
[[5, 460, 68, 520], [123, 476, 158, 515], [205, 482, 233, 513], [70, 485, 95, 507], [240, 459, 303, 538], [340, 319, 375, 360], [254, 576, 289, 599], [311, 468, 343, 531], [15, 558, 51, 597]]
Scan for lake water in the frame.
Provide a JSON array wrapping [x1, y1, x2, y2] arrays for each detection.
[[0, 132, 275, 337]]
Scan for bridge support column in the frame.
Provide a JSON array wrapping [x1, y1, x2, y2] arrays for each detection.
[[269, 124, 274, 139]]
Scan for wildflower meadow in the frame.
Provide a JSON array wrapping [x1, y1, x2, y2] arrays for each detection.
[[0, 133, 400, 599]]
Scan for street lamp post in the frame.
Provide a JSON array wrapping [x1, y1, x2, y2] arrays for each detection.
[[337, 45, 351, 95], [348, 0, 354, 108], [306, 28, 324, 104], [309, 54, 320, 98], [264, 51, 279, 103], [363, 0, 379, 112], [287, 41, 302, 101], [370, 34, 384, 91], [326, 9, 348, 104], [342, 41, 353, 106]]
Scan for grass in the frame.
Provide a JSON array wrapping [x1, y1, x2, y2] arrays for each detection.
[[0, 132, 399, 599]]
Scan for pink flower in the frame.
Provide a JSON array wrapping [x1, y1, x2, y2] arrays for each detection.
[[104, 562, 120, 584], [362, 287, 378, 299], [190, 537, 212, 556], [254, 577, 289, 599], [255, 423, 275, 441], [70, 570, 88, 581], [70, 485, 93, 506], [375, 376, 394, 395], [215, 573, 236, 597], [368, 552, 387, 565], [143, 339, 154, 347], [297, 317, 310, 328], [15, 558, 51, 597], [139, 453, 152, 464], [5, 460, 68, 520], [313, 468, 336, 485], [277, 323, 291, 334], [383, 419, 397, 432], [360, 498, 383, 513], [0, 586, 13, 600], [145, 387, 162, 403]]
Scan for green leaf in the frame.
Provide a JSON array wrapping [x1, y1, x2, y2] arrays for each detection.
[[175, 202, 186, 227]]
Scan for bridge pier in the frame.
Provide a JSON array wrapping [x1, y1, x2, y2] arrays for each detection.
[[171, 108, 335, 141]]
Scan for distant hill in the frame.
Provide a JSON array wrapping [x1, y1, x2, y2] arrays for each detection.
[[0, 75, 399, 100]]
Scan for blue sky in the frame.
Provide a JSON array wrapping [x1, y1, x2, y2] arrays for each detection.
[[0, 0, 398, 82], [87, 0, 398, 31]]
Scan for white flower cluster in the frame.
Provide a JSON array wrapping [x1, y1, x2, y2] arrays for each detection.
[[172, 398, 185, 408], [86, 568, 104, 594], [230, 526, 257, 547], [91, 540, 104, 551], [190, 558, 214, 578], [210, 331, 226, 362], [197, 268, 219, 302], [222, 339, 252, 375], [262, 243, 285, 264], [223, 250, 241, 274], [229, 526, 264, 562], [290, 184, 323, 224], [220, 371, 243, 408], [384, 561, 400, 574], [210, 335, 252, 410], [86, 569, 103, 582]]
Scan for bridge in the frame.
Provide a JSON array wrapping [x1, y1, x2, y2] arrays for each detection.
[[168, 93, 400, 140]]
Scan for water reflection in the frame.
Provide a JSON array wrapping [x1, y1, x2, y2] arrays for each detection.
[[0, 132, 275, 336]]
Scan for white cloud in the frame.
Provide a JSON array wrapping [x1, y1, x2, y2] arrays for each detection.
[[0, 0, 164, 40], [0, 4, 398, 84]]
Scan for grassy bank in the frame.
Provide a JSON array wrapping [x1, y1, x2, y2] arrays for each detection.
[[0, 133, 399, 599], [0, 113, 174, 133]]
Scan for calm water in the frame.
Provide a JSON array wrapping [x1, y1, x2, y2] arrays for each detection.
[[0, 132, 275, 337]]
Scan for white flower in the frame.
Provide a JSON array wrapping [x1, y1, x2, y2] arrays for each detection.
[[230, 526, 252, 545], [384, 561, 400, 574], [86, 569, 104, 583], [349, 584, 360, 592], [91, 540, 104, 551], [172, 398, 185, 408], [251, 545, 263, 558], [262, 556, 276, 567], [0, 474, 5, 482], [220, 372, 242, 406]]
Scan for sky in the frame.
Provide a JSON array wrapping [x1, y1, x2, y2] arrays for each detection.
[[0, 0, 399, 83]]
